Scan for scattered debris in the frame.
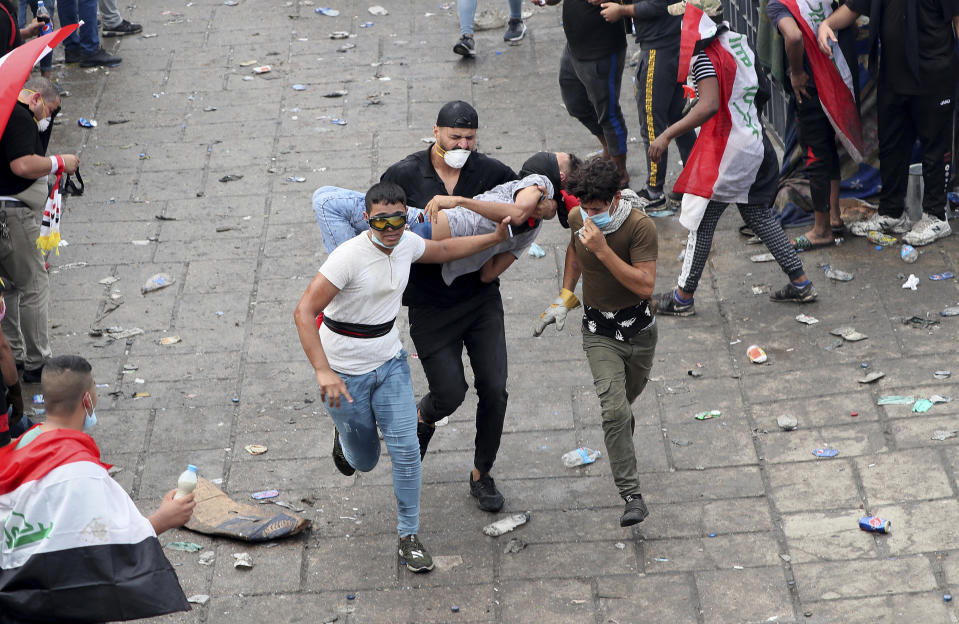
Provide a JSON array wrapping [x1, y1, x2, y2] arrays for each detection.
[[503, 537, 527, 554], [900, 244, 918, 263], [159, 336, 182, 345], [930, 272, 955, 281], [105, 326, 144, 340], [292, 84, 307, 91], [483, 511, 531, 537], [166, 542, 203, 552], [315, 7, 340, 15], [866, 230, 896, 246], [368, 5, 387, 15], [823, 265, 854, 281], [77, 117, 97, 128], [244, 444, 268, 455], [324, 90, 348, 97], [252, 489, 279, 500], [695, 410, 721, 421], [812, 448, 839, 458], [877, 396, 914, 405], [747, 345, 767, 364], [858, 371, 885, 384], [561, 447, 600, 467], [330, 31, 350, 39], [750, 253, 775, 262], [858, 516, 890, 533], [142, 273, 175, 294], [252, 66, 271, 74], [901, 274, 919, 290], [187, 595, 210, 605], [934, 370, 952, 379], [912, 399, 934, 413], [931, 430, 957, 441], [942, 307, 959, 317], [830, 327, 867, 342], [776, 415, 798, 431], [795, 314, 819, 325], [930, 395, 952, 404], [528, 242, 546, 258], [198, 551, 216, 566], [671, 438, 693, 446], [232, 552, 253, 569], [218, 174, 243, 183]]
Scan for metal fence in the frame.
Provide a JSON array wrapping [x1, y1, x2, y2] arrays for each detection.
[[723, 0, 790, 142]]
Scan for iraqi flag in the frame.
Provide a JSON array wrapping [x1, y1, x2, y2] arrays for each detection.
[[672, 5, 767, 228], [779, 0, 863, 162], [0, 428, 190, 623]]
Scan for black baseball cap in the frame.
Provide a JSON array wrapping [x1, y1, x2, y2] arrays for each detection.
[[436, 100, 478, 129]]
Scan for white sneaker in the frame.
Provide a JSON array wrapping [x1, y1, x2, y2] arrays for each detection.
[[901, 213, 952, 246], [849, 213, 911, 237]]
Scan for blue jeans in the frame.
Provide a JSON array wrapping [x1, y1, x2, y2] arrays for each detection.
[[326, 351, 421, 537], [57, 0, 99, 55], [312, 186, 430, 253], [17, 0, 54, 70], [458, 0, 522, 35]]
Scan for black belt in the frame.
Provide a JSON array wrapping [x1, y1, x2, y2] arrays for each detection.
[[321, 315, 395, 339]]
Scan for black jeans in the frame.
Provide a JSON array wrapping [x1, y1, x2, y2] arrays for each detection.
[[796, 82, 840, 213], [409, 291, 508, 475], [877, 87, 954, 220]]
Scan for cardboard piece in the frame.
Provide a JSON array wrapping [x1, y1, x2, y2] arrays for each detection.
[[185, 477, 310, 541]]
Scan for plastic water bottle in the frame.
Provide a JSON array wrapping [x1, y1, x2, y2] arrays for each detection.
[[36, 1, 53, 35], [561, 447, 601, 467], [174, 464, 198, 500], [900, 244, 919, 263]]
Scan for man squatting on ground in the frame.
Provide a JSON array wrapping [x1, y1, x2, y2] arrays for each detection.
[[648, 0, 817, 317], [534, 158, 658, 527], [311, 101, 578, 513], [295, 182, 512, 572]]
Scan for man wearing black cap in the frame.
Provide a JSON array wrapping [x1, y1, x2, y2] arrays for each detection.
[[380, 101, 522, 512]]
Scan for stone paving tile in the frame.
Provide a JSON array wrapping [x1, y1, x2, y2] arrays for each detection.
[[33, 0, 959, 620]]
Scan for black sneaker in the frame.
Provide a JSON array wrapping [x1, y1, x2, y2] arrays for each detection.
[[398, 534, 434, 573], [79, 47, 122, 67], [469, 472, 505, 512], [22, 365, 44, 385], [63, 48, 82, 64], [620, 493, 648, 527], [331, 429, 355, 476], [453, 34, 476, 57], [417, 421, 435, 461], [503, 18, 527, 42], [636, 187, 666, 210], [102, 20, 143, 37], [649, 291, 695, 317], [770, 281, 817, 303]]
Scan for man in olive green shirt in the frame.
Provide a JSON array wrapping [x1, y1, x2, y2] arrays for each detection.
[[533, 158, 658, 527]]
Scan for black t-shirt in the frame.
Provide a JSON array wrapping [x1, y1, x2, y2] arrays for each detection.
[[0, 103, 46, 196], [380, 148, 517, 308], [563, 0, 626, 60], [848, 0, 959, 94], [0, 0, 21, 56]]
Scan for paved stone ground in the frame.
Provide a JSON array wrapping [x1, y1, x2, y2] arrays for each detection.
[[31, 0, 959, 622]]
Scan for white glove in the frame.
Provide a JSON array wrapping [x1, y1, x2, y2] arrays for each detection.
[[533, 288, 581, 336]]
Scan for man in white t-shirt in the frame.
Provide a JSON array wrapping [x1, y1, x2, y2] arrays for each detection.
[[294, 181, 509, 573]]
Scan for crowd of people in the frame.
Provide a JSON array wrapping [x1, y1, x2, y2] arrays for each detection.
[[0, 0, 957, 619]]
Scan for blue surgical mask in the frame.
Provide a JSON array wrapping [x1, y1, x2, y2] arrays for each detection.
[[580, 197, 615, 229], [83, 407, 97, 431], [370, 231, 405, 249]]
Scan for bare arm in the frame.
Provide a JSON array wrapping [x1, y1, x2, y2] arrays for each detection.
[[562, 240, 582, 292], [818, 5, 859, 55], [776, 16, 811, 103], [293, 272, 353, 407], [480, 252, 518, 282], [417, 217, 511, 263], [648, 76, 720, 162], [9, 153, 79, 179]]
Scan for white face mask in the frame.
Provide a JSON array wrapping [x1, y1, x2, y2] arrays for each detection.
[[370, 230, 405, 249], [37, 117, 51, 132], [441, 148, 470, 169]]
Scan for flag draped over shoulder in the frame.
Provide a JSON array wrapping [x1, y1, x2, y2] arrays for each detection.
[[673, 6, 768, 229], [779, 0, 863, 162], [0, 428, 189, 624]]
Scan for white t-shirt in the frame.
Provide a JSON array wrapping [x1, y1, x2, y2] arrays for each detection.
[[318, 231, 426, 374]]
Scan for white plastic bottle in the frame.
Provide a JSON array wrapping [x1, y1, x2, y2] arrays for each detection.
[[174, 464, 198, 500], [561, 447, 601, 468]]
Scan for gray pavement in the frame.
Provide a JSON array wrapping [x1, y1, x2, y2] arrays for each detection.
[[33, 0, 959, 622]]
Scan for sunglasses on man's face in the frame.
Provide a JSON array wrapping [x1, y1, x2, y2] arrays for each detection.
[[368, 211, 407, 231]]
